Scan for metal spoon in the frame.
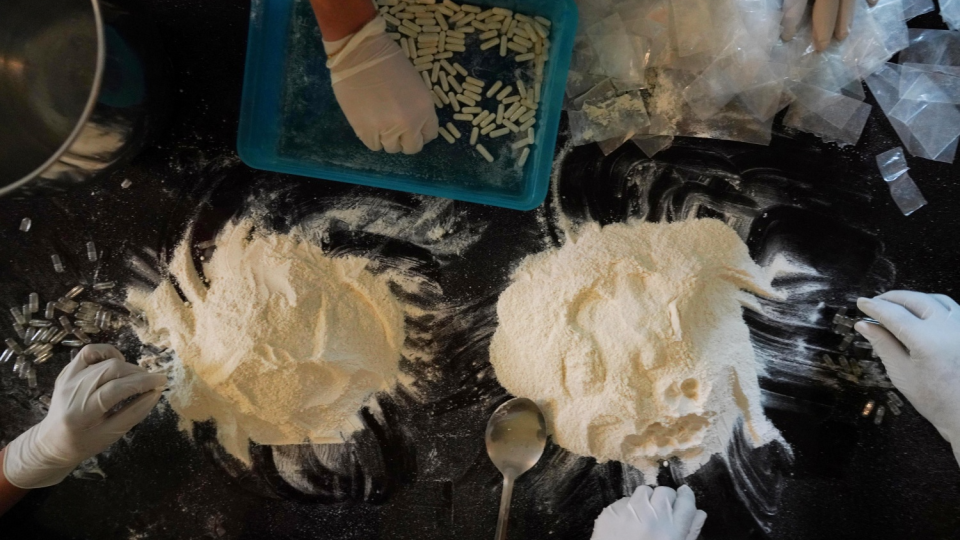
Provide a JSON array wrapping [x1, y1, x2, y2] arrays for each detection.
[[485, 397, 547, 540]]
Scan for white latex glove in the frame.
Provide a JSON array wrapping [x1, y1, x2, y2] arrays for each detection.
[[591, 485, 708, 540], [855, 291, 960, 465], [3, 345, 167, 489], [325, 16, 439, 154], [780, 0, 879, 51]]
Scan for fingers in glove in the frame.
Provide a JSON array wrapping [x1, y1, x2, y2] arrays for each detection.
[[94, 371, 168, 414], [855, 321, 910, 366], [401, 131, 425, 155], [60, 344, 127, 382], [812, 0, 841, 51], [876, 290, 949, 320], [685, 510, 708, 540], [781, 0, 807, 41], [931, 294, 960, 313], [834, 0, 857, 40], [422, 111, 440, 143], [628, 485, 657, 522], [100, 388, 163, 436], [381, 125, 404, 154], [673, 484, 699, 533], [358, 129, 383, 152], [857, 297, 924, 348], [650, 486, 677, 520]]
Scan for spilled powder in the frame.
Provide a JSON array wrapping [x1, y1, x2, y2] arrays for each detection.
[[489, 219, 785, 480], [128, 219, 404, 464]]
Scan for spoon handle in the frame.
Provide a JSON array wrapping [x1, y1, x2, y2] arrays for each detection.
[[494, 475, 515, 540]]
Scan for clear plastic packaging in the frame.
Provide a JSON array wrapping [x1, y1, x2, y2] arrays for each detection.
[[875, 147, 927, 216]]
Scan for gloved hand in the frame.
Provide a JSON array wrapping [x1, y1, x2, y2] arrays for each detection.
[[591, 485, 708, 540], [856, 291, 960, 464], [2, 345, 167, 489], [325, 15, 439, 154], [781, 0, 879, 51]]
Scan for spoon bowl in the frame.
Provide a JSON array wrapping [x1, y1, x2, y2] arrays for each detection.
[[485, 397, 547, 540]]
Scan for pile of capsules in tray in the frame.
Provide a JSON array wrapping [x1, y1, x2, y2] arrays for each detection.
[[377, 0, 551, 166]]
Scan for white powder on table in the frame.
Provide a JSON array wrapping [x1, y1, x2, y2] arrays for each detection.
[[489, 219, 785, 480], [128, 219, 404, 464]]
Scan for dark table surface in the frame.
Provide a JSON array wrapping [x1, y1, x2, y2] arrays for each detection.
[[2, 1, 960, 539]]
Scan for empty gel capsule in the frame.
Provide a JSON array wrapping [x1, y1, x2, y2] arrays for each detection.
[[87, 242, 98, 262], [73, 329, 91, 344], [28, 293, 39, 313], [65, 285, 84, 299], [5, 339, 23, 354], [10, 307, 26, 325], [52, 254, 64, 273], [874, 406, 886, 425]]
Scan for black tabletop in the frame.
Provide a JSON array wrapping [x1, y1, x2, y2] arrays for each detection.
[[1, 1, 959, 539]]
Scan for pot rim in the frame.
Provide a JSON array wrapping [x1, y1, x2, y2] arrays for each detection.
[[0, 0, 106, 196]]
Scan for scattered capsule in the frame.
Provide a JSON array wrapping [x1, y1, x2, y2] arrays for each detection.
[[93, 282, 116, 291], [62, 340, 84, 347], [874, 406, 886, 425], [19, 218, 31, 232], [861, 400, 875, 417], [59, 316, 75, 332], [5, 338, 23, 354], [45, 302, 56, 319], [65, 285, 85, 299], [10, 307, 26, 325], [73, 328, 91, 344], [28, 293, 39, 313], [887, 391, 904, 407], [52, 254, 64, 273], [87, 241, 98, 262]]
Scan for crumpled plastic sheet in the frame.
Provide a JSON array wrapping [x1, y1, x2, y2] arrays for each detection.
[[940, 0, 960, 31], [899, 29, 960, 67], [865, 63, 960, 163], [875, 147, 927, 216], [565, 0, 917, 153], [862, 31, 960, 163]]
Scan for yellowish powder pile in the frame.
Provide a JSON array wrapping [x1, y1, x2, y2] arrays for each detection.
[[490, 219, 784, 479], [128, 220, 404, 464]]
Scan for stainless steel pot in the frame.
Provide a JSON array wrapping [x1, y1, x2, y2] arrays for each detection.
[[0, 0, 169, 196]]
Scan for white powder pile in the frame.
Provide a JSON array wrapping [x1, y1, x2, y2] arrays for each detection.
[[490, 219, 784, 480], [128, 219, 404, 464]]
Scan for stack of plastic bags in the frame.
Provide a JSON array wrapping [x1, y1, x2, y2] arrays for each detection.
[[565, 0, 947, 157], [866, 30, 960, 163]]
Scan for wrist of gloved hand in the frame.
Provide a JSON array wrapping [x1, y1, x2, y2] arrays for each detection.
[[3, 424, 79, 489], [325, 16, 396, 84]]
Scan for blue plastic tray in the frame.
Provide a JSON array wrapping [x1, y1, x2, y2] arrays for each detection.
[[238, 0, 577, 211]]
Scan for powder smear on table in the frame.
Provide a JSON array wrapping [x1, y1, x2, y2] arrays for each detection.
[[490, 219, 785, 480], [128, 219, 404, 464]]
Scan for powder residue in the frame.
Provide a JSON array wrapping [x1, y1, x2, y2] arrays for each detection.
[[128, 219, 404, 464], [489, 219, 785, 480]]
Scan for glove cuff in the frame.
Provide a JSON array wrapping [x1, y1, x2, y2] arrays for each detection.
[[326, 16, 400, 85], [4, 424, 77, 489]]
